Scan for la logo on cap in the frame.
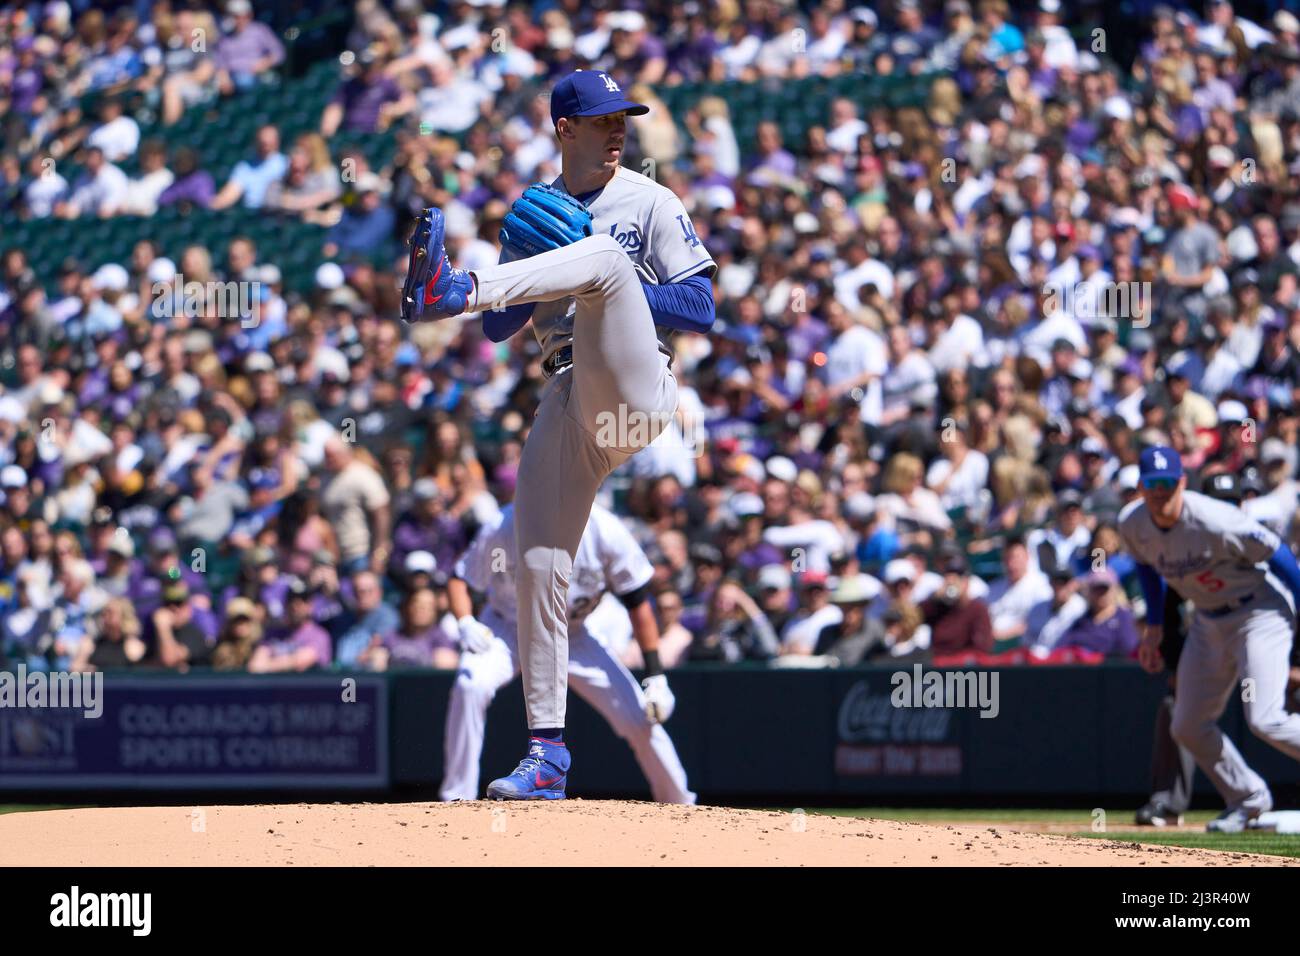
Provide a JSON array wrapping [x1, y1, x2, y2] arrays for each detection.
[[602, 73, 620, 93]]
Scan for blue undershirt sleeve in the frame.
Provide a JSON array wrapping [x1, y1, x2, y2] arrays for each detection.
[[1136, 563, 1166, 626], [639, 272, 715, 334], [1267, 545, 1300, 614]]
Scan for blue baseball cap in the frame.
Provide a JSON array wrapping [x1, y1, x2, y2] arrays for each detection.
[[549, 70, 648, 126], [1138, 445, 1182, 481]]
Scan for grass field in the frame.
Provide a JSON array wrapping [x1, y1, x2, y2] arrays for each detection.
[[808, 807, 1300, 859], [0, 805, 85, 816]]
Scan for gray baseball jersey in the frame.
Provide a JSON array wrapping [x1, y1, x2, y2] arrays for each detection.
[[455, 501, 653, 630], [511, 166, 716, 364], [1118, 490, 1282, 610]]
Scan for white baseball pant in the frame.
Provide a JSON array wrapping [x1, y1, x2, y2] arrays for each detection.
[[439, 607, 695, 804]]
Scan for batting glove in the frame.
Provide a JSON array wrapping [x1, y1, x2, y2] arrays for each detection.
[[641, 674, 676, 724], [456, 615, 495, 655]]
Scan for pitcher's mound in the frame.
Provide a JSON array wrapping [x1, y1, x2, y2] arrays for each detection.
[[1, 801, 1293, 867]]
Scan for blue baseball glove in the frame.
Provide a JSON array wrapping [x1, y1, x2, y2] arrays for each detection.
[[500, 182, 593, 259]]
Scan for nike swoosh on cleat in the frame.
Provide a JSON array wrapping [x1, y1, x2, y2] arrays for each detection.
[[534, 774, 564, 787], [424, 258, 444, 302]]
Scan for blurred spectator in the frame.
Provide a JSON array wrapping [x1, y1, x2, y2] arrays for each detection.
[[320, 49, 413, 137], [21, 153, 69, 219], [1025, 565, 1087, 651], [335, 569, 401, 668], [986, 536, 1053, 647], [210, 125, 288, 211], [211, 595, 260, 670], [263, 133, 341, 217], [323, 173, 396, 260], [1025, 490, 1092, 575], [214, 0, 284, 95], [320, 435, 392, 577], [693, 578, 779, 662], [156, 147, 215, 210], [85, 97, 139, 164], [247, 576, 331, 672], [373, 585, 458, 670], [55, 146, 128, 218], [150, 581, 212, 671], [815, 573, 886, 664], [921, 551, 993, 656], [1055, 569, 1140, 658], [159, 6, 220, 125], [72, 595, 146, 671]]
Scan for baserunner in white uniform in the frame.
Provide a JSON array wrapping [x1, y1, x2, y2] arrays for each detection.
[[1120, 445, 1300, 832], [401, 70, 715, 798], [440, 502, 694, 805]]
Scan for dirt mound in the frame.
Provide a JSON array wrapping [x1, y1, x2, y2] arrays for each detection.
[[1, 802, 1291, 867]]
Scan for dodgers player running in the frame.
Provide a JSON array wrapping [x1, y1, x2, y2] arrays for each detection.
[[1120, 446, 1300, 831], [441, 502, 694, 804], [402, 70, 716, 798]]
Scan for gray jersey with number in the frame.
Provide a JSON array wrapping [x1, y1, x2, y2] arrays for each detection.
[[1118, 490, 1281, 610], [502, 166, 715, 365]]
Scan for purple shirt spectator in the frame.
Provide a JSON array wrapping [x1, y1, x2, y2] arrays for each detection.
[[330, 75, 403, 134], [1056, 606, 1139, 657], [260, 621, 332, 668], [158, 171, 215, 209], [382, 625, 456, 668], [216, 18, 285, 79]]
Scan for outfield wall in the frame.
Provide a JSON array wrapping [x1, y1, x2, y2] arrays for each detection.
[[2, 665, 1298, 801]]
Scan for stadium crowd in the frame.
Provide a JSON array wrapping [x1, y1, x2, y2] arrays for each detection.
[[2, 1, 1300, 684]]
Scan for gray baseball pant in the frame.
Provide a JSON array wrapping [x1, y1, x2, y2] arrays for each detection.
[[1148, 694, 1195, 813], [1170, 588, 1300, 812], [469, 235, 677, 729]]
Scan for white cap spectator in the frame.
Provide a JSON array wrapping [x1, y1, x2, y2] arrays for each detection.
[[843, 492, 875, 521], [1103, 96, 1133, 121], [758, 564, 792, 591], [0, 397, 26, 423], [766, 456, 799, 483], [91, 263, 130, 292], [884, 559, 916, 585], [1217, 399, 1248, 422], [147, 257, 178, 284], [1, 465, 28, 489], [405, 550, 437, 574], [315, 262, 346, 289], [1207, 145, 1235, 169], [830, 574, 881, 605], [245, 352, 275, 373]]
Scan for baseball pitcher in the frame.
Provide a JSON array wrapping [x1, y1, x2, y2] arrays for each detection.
[[440, 502, 694, 804], [1120, 446, 1300, 831], [402, 70, 715, 798]]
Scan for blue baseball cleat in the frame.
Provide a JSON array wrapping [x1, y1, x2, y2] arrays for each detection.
[[400, 207, 474, 322], [486, 737, 570, 800]]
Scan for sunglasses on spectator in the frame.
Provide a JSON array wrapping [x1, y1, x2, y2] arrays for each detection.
[[1141, 477, 1178, 491]]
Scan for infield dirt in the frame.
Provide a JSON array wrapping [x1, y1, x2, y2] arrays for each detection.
[[2, 801, 1296, 866]]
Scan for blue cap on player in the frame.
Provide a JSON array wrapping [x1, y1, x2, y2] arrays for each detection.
[[1138, 445, 1183, 481], [549, 70, 649, 126]]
